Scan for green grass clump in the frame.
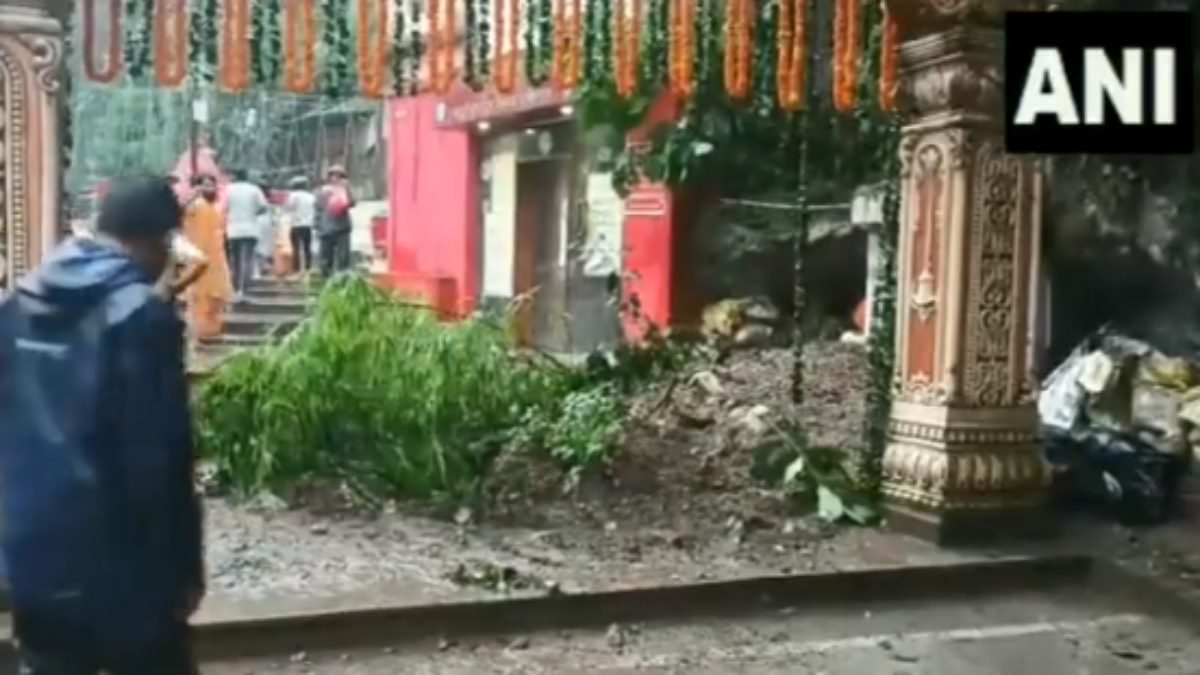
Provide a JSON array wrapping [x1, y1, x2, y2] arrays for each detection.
[[195, 276, 584, 504]]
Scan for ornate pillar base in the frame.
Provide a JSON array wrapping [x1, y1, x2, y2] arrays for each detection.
[[880, 0, 1051, 546], [884, 403, 1053, 545]]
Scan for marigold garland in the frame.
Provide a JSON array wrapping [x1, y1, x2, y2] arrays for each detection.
[[356, 0, 390, 97], [84, 0, 124, 83], [220, 0, 252, 92], [566, 0, 583, 88], [153, 0, 188, 86], [723, 0, 754, 101], [879, 0, 899, 113], [283, 0, 317, 92], [833, 0, 861, 112], [776, 0, 807, 110], [493, 0, 520, 93], [429, 0, 459, 93], [613, 0, 643, 98], [668, 0, 696, 98], [550, 0, 583, 89]]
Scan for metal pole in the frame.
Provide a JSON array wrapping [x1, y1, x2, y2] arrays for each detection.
[[189, 80, 200, 177], [790, 0, 816, 407]]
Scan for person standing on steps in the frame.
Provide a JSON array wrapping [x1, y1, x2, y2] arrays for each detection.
[[182, 174, 233, 342], [316, 165, 355, 278], [254, 181, 277, 280], [223, 169, 268, 300], [285, 175, 316, 277], [0, 176, 204, 675]]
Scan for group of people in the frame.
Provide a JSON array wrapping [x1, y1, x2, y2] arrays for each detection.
[[162, 165, 356, 346], [0, 168, 357, 673]]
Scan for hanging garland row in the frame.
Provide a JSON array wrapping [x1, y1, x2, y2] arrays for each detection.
[[80, 0, 903, 115], [220, 0, 251, 92], [283, 0, 318, 93]]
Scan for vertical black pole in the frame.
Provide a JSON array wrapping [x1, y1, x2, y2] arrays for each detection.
[[189, 81, 200, 177], [790, 0, 816, 407]]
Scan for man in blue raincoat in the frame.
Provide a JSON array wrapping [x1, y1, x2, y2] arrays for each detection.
[[0, 176, 204, 674]]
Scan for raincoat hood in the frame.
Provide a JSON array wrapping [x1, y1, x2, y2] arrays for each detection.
[[15, 238, 152, 319]]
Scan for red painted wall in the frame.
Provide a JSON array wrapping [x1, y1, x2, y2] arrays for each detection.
[[385, 96, 480, 317], [620, 94, 697, 338], [383, 91, 695, 336]]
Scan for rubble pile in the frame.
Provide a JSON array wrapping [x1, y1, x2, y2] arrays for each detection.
[[1040, 329, 1197, 524], [631, 343, 869, 458]]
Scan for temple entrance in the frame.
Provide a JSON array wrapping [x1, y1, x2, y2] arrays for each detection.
[[0, 0, 1074, 545]]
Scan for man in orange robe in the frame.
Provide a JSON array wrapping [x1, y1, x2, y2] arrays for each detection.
[[182, 175, 233, 341]]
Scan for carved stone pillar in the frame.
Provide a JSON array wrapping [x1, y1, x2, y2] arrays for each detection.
[[880, 0, 1050, 544], [0, 0, 65, 292]]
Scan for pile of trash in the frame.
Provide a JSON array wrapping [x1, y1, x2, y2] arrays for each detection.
[[1039, 329, 1197, 524]]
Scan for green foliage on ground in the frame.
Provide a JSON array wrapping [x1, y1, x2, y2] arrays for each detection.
[[194, 276, 686, 505], [751, 419, 878, 526]]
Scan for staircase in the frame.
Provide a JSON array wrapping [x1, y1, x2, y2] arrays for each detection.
[[188, 277, 316, 379]]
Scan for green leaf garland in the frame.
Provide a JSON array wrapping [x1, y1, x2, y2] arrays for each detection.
[[464, 0, 480, 90], [640, 0, 667, 94], [189, 0, 218, 83], [523, 0, 553, 87], [477, 0, 491, 83], [262, 0, 283, 87], [124, 0, 154, 81], [861, 118, 901, 500], [391, 0, 408, 95], [408, 0, 424, 96], [321, 0, 353, 97]]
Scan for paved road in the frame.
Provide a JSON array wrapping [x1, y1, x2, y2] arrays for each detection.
[[210, 587, 1199, 674]]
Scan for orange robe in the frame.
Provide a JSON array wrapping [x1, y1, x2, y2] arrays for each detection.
[[183, 198, 234, 340]]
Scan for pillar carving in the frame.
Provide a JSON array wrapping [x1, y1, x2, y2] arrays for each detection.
[[880, 0, 1051, 544], [0, 0, 64, 293]]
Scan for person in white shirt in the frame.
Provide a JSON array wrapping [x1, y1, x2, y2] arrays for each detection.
[[254, 182, 276, 279], [285, 176, 317, 275], [223, 169, 268, 298]]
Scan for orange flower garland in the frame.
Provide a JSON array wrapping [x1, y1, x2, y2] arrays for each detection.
[[668, 0, 696, 98], [613, 0, 643, 98], [83, 0, 123, 83], [723, 0, 755, 101], [220, 0, 252, 92], [356, 0, 390, 97], [551, 0, 583, 90], [284, 0, 318, 93], [879, 1, 899, 112], [429, 0, 458, 94], [832, 0, 861, 112], [776, 0, 808, 110], [567, 0, 583, 87], [153, 0, 188, 87], [493, 0, 520, 93]]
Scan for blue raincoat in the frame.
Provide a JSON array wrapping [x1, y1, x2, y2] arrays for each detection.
[[0, 238, 202, 649]]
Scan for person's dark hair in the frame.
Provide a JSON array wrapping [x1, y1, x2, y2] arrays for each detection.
[[191, 173, 215, 188], [165, 174, 180, 186], [289, 175, 310, 189], [231, 168, 248, 182], [96, 176, 182, 240]]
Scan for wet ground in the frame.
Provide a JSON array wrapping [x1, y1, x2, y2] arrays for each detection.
[[200, 345, 902, 612], [208, 586, 1200, 674]]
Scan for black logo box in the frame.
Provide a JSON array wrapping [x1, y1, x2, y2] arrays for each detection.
[[1004, 11, 1195, 155]]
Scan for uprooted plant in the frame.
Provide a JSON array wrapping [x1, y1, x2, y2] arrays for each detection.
[[194, 276, 696, 507]]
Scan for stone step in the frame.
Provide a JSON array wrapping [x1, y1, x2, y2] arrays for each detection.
[[200, 332, 272, 349], [222, 312, 301, 338], [234, 295, 311, 316], [242, 287, 312, 301]]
